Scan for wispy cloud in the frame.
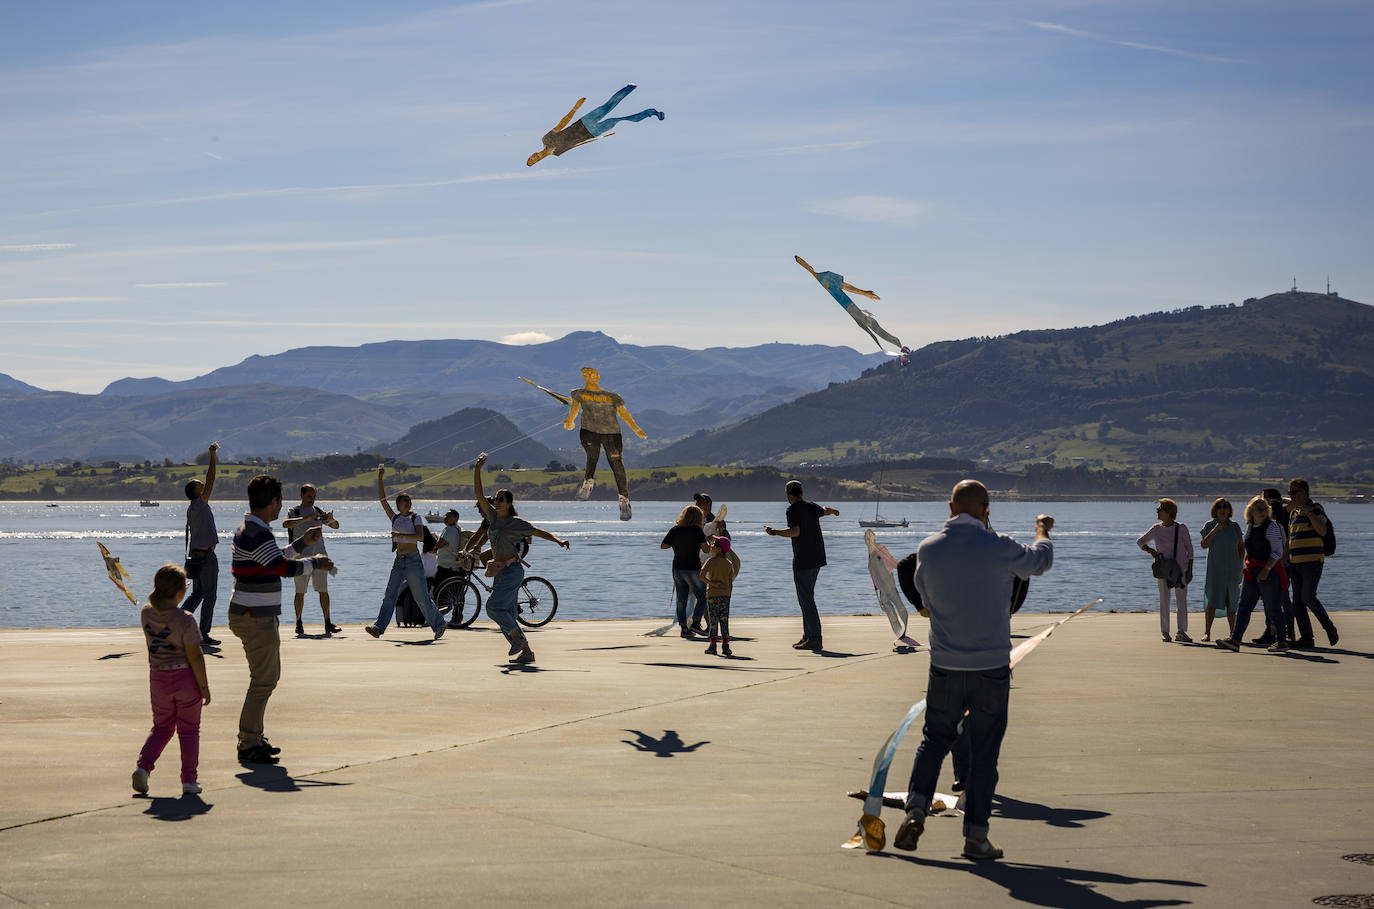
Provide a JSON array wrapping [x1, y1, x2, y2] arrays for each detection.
[[0, 296, 127, 305], [500, 331, 553, 345], [202, 151, 225, 161], [0, 243, 74, 252], [1028, 21, 1244, 64], [135, 282, 226, 289], [746, 140, 876, 158], [806, 195, 926, 224]]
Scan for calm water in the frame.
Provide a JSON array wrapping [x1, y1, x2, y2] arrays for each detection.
[[2, 499, 1370, 629]]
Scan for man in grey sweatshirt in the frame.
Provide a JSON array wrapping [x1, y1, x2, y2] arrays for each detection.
[[894, 480, 1054, 860]]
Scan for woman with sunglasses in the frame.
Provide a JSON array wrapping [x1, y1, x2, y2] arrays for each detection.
[[473, 452, 570, 664]]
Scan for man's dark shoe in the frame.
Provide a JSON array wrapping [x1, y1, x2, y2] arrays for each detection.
[[259, 737, 282, 756], [951, 780, 965, 793], [1292, 637, 1315, 649], [200, 636, 220, 647], [1215, 638, 1239, 652], [799, 639, 823, 652], [962, 837, 1004, 860], [1326, 626, 1339, 647], [792, 638, 812, 649], [892, 812, 924, 851], [325, 623, 342, 635], [237, 744, 279, 765], [688, 623, 707, 636], [295, 620, 305, 637], [1250, 632, 1274, 646]]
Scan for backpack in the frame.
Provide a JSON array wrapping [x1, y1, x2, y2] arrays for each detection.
[[1319, 506, 1336, 556], [896, 553, 921, 610], [395, 585, 427, 627]]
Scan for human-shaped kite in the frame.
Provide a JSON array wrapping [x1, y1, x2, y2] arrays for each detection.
[[564, 367, 646, 521], [527, 84, 664, 166], [863, 529, 921, 652], [795, 255, 904, 355], [97, 541, 138, 606]]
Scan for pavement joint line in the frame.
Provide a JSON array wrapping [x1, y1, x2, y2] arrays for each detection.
[[0, 887, 35, 908], [0, 647, 897, 835]]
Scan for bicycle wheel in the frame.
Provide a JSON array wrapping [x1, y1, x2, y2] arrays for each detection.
[[515, 576, 558, 627], [435, 576, 482, 628]]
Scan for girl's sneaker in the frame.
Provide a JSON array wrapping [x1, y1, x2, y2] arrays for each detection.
[[704, 640, 718, 656], [721, 642, 733, 657], [131, 767, 149, 794], [182, 781, 202, 795]]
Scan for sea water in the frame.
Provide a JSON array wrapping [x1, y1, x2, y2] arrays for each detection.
[[2, 499, 1369, 629]]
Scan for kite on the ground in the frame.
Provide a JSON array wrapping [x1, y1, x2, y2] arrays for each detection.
[[520, 376, 571, 407], [795, 255, 904, 357], [97, 541, 138, 606], [841, 597, 1103, 852], [863, 529, 920, 652], [527, 84, 664, 166]]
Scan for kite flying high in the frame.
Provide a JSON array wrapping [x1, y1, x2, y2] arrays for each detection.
[[527, 84, 664, 166], [795, 255, 905, 356]]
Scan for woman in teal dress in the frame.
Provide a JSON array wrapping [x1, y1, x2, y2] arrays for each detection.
[[1199, 497, 1244, 642]]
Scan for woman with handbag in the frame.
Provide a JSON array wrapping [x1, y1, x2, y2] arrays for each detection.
[[1137, 498, 1194, 643]]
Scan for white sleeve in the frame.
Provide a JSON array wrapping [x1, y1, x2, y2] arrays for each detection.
[[1265, 522, 1283, 557]]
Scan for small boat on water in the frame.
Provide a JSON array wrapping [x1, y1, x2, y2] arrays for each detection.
[[425, 511, 443, 523], [139, 499, 160, 507], [46, 503, 59, 508], [858, 461, 909, 529]]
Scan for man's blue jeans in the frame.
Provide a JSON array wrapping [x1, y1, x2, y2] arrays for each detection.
[[672, 569, 707, 628], [1289, 561, 1334, 641], [792, 567, 822, 642], [183, 550, 218, 639], [906, 664, 1010, 840], [374, 551, 443, 634]]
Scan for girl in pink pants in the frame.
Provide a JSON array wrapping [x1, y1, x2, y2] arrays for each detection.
[[133, 564, 211, 796]]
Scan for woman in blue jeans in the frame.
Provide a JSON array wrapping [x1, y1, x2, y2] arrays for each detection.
[[365, 466, 445, 640], [661, 505, 710, 638], [473, 453, 569, 665], [1215, 496, 1290, 653]]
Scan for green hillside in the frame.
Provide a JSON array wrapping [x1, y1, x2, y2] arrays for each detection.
[[648, 292, 1374, 480]]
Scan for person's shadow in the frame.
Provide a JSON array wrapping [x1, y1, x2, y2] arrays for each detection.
[[621, 729, 709, 757], [880, 854, 1203, 908], [235, 765, 351, 793], [138, 793, 212, 821], [992, 794, 1110, 829]]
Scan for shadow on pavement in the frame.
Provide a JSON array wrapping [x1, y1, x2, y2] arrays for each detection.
[[139, 793, 212, 822], [992, 793, 1110, 828], [572, 644, 651, 651], [235, 765, 351, 793], [97, 652, 135, 660], [879, 853, 1203, 908], [812, 650, 875, 659], [621, 729, 708, 757], [630, 661, 790, 672]]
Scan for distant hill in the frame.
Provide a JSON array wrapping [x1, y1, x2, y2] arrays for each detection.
[[375, 408, 556, 468], [0, 372, 43, 395], [648, 292, 1374, 478], [0, 385, 409, 463]]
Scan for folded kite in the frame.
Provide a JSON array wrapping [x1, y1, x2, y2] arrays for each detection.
[[97, 541, 138, 606]]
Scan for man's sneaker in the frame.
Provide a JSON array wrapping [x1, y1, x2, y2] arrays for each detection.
[[1326, 626, 1340, 647], [951, 779, 965, 793], [237, 744, 280, 765], [792, 638, 812, 649], [295, 620, 305, 637], [433, 625, 446, 641], [576, 478, 595, 501], [200, 636, 220, 647], [1161, 633, 1172, 643], [509, 639, 524, 656], [512, 651, 536, 664], [259, 737, 282, 756], [800, 639, 823, 652], [721, 642, 733, 657], [1292, 637, 1315, 649], [1268, 641, 1292, 653], [618, 495, 632, 521], [688, 623, 708, 636], [365, 625, 381, 638], [182, 781, 202, 795], [1173, 631, 1193, 643], [1250, 632, 1275, 646], [962, 837, 1004, 860], [1215, 638, 1240, 652], [325, 623, 342, 635], [131, 767, 149, 794], [704, 641, 718, 656], [892, 812, 925, 851]]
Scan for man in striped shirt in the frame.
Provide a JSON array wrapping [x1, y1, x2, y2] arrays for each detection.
[[229, 474, 333, 765], [1287, 478, 1338, 648]]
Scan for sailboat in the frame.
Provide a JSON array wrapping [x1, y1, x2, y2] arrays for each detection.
[[858, 462, 909, 529]]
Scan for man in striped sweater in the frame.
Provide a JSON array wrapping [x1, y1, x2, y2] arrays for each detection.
[[229, 474, 333, 765]]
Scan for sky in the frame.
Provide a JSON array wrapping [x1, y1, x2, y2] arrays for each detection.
[[2, 0, 1371, 393]]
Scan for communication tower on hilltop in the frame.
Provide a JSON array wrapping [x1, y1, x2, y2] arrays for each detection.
[[1291, 276, 1298, 293]]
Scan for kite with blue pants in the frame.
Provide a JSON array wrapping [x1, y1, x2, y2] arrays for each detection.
[[528, 84, 664, 166], [795, 255, 904, 356]]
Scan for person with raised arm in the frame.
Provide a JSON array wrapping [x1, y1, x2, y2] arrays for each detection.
[[764, 480, 840, 652], [473, 452, 570, 665], [283, 483, 341, 637], [182, 442, 221, 647], [365, 466, 446, 641]]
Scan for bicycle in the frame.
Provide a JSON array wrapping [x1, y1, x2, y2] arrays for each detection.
[[434, 566, 559, 629]]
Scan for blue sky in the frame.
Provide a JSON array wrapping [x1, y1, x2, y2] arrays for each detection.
[[2, 0, 1371, 393]]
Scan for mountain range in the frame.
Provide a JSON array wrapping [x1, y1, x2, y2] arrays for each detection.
[[0, 333, 884, 463], [649, 292, 1374, 478]]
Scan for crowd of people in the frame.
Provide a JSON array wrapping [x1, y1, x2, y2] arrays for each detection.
[[1136, 480, 1339, 651]]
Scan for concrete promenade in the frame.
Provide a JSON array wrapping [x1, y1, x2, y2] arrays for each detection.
[[2, 612, 1372, 907]]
